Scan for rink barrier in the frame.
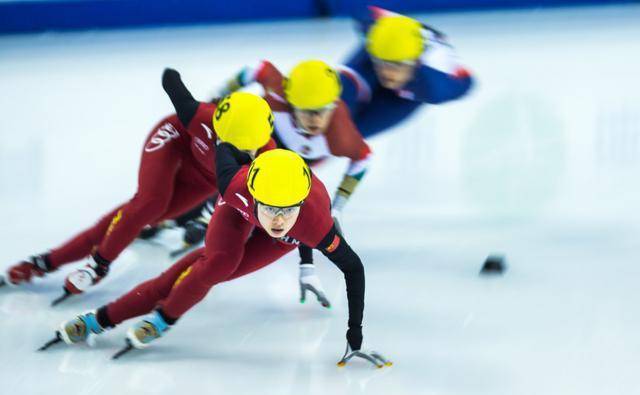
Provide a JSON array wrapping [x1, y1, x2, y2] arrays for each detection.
[[0, 0, 635, 34]]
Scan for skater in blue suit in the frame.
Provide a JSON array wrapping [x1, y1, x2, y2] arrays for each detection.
[[338, 6, 474, 138]]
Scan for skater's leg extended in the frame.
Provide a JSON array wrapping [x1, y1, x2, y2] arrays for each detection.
[[95, 146, 182, 262], [48, 206, 123, 269], [111, 206, 253, 350], [6, 116, 185, 288], [52, 202, 292, 351], [127, 223, 293, 349], [44, 248, 201, 351], [3, 206, 120, 286], [104, 248, 202, 326], [61, 117, 187, 294], [158, 204, 253, 318], [225, 229, 296, 281]]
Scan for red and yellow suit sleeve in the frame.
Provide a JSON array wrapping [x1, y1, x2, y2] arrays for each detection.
[[324, 101, 373, 211]]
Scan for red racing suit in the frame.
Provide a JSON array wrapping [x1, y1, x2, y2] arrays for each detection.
[[99, 142, 367, 349], [45, 71, 274, 271]]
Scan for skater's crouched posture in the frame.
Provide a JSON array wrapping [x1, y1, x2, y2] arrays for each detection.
[[2, 69, 275, 303], [52, 147, 390, 367]]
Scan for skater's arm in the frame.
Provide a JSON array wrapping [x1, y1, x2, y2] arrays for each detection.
[[332, 152, 370, 214], [217, 60, 284, 98], [333, 171, 365, 214], [216, 63, 260, 97], [411, 35, 474, 104], [162, 68, 201, 128], [215, 142, 253, 196], [329, 105, 372, 212], [318, 226, 365, 347]]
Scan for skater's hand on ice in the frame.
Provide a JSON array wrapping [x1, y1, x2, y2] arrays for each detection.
[[339, 327, 392, 368], [337, 347, 392, 369], [299, 264, 331, 308]]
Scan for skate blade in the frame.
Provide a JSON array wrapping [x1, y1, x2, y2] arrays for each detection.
[[112, 340, 135, 360], [38, 332, 62, 351], [51, 288, 73, 306]]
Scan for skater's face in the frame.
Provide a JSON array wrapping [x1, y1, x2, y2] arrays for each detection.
[[294, 104, 336, 136], [372, 58, 417, 90], [257, 202, 302, 238]]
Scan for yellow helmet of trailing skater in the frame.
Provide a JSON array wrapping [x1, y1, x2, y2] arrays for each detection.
[[247, 149, 312, 207], [283, 60, 342, 109], [366, 15, 425, 62], [213, 92, 274, 151]]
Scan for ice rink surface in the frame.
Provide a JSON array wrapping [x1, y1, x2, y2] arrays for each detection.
[[1, 4, 640, 394]]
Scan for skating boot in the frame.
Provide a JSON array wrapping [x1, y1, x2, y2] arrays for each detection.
[[112, 310, 172, 359], [51, 254, 110, 305], [127, 310, 171, 349], [39, 310, 105, 351], [59, 311, 105, 345], [64, 254, 110, 294], [1, 254, 51, 286]]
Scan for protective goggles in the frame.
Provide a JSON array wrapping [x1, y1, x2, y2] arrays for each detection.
[[293, 103, 337, 118], [371, 57, 418, 69], [257, 202, 303, 218]]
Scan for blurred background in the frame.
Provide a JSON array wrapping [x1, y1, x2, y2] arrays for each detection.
[[1, 0, 636, 34], [1, 1, 639, 394]]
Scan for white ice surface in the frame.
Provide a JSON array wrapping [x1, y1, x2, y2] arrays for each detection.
[[1, 4, 640, 395]]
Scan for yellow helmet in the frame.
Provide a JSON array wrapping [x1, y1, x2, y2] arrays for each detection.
[[284, 60, 342, 109], [247, 149, 312, 207], [213, 92, 274, 151], [366, 15, 425, 61]]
